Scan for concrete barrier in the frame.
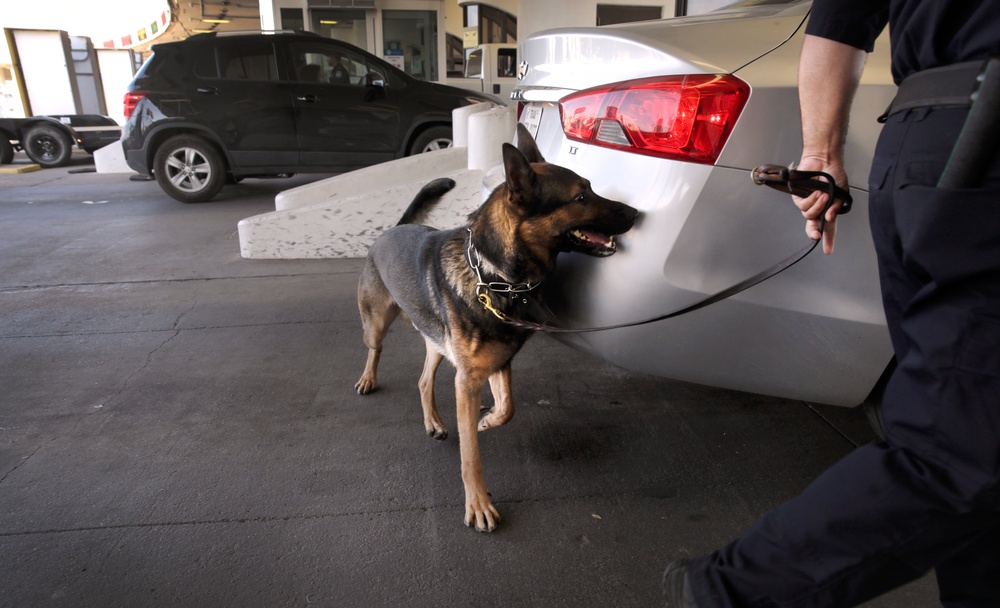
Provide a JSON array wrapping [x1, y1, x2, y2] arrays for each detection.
[[94, 140, 133, 173], [468, 106, 517, 171], [453, 101, 497, 148], [238, 104, 516, 260], [273, 147, 469, 212]]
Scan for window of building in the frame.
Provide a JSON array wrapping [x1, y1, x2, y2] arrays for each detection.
[[464, 39, 515, 79], [497, 47, 516, 78], [463, 4, 516, 44], [280, 8, 305, 31], [446, 33, 464, 77], [465, 46, 484, 78], [382, 10, 438, 82], [596, 4, 663, 26], [312, 9, 369, 50], [676, 0, 739, 16]]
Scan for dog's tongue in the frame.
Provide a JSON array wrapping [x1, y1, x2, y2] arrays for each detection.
[[573, 229, 614, 247]]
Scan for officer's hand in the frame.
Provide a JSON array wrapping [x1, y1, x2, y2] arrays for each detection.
[[792, 156, 848, 255]]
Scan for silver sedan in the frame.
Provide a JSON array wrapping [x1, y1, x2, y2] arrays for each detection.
[[511, 0, 897, 407]]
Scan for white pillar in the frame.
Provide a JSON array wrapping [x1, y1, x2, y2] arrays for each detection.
[[452, 102, 496, 148], [467, 105, 516, 171]]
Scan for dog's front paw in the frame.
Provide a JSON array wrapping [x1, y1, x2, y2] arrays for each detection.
[[355, 374, 377, 395], [464, 494, 501, 532], [426, 425, 448, 441]]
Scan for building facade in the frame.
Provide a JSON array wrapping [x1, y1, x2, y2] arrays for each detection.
[[257, 0, 732, 84]]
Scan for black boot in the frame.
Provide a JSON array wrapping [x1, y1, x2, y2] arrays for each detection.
[[662, 559, 698, 608]]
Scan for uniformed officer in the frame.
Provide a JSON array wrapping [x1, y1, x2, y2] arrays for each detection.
[[664, 1, 1000, 606], [327, 53, 350, 85]]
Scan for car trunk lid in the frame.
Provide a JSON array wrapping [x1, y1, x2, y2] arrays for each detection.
[[516, 2, 810, 98]]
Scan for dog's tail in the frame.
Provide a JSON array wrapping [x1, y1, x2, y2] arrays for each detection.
[[396, 178, 457, 226]]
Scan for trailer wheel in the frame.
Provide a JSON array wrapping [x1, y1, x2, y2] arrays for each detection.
[[23, 124, 73, 167], [0, 138, 13, 165], [153, 135, 226, 203]]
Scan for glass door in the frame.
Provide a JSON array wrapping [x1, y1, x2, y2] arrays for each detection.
[[381, 10, 438, 82], [311, 9, 376, 54]]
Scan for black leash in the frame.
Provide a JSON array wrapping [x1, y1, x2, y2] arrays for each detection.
[[483, 165, 852, 333]]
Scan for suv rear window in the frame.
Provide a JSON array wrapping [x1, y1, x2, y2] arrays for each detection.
[[193, 42, 278, 81]]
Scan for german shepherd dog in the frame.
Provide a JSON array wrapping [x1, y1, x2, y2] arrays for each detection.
[[355, 124, 638, 532]]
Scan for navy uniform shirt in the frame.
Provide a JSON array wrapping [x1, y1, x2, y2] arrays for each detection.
[[805, 0, 1000, 84]]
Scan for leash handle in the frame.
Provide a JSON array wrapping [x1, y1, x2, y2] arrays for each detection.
[[751, 164, 853, 214]]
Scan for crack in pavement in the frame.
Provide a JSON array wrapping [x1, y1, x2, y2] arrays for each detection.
[[0, 318, 347, 340], [0, 270, 357, 294], [0, 294, 200, 488], [0, 491, 652, 538]]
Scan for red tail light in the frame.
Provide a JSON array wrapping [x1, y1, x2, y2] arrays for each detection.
[[559, 74, 750, 164], [123, 90, 147, 119]]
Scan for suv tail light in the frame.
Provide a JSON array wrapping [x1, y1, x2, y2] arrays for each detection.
[[559, 74, 750, 165], [123, 90, 147, 119]]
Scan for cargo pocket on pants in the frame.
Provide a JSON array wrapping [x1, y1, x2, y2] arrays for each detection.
[[894, 183, 1000, 286]]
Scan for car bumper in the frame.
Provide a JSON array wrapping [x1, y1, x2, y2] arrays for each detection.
[[124, 147, 150, 175]]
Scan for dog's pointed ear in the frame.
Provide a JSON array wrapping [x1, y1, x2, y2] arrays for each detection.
[[514, 123, 545, 164], [503, 142, 536, 200]]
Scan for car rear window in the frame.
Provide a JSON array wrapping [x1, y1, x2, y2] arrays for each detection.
[[194, 42, 279, 81], [134, 52, 159, 79]]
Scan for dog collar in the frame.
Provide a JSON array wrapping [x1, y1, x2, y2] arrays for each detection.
[[466, 228, 539, 321]]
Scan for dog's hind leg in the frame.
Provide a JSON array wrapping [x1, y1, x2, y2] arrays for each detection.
[[419, 340, 448, 440], [355, 268, 399, 395], [479, 363, 514, 431]]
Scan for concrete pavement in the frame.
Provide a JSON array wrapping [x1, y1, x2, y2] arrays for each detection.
[[0, 155, 937, 607]]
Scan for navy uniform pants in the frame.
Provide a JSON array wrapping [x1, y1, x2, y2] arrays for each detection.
[[687, 105, 1000, 606]]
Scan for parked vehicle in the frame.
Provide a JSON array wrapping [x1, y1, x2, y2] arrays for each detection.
[[121, 31, 501, 203], [511, 0, 897, 409], [0, 115, 121, 167], [446, 43, 518, 100]]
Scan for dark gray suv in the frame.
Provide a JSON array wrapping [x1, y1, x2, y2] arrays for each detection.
[[122, 31, 498, 203]]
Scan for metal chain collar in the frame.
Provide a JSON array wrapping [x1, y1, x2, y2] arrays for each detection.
[[466, 228, 538, 321]]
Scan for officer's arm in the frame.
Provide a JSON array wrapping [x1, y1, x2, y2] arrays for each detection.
[[795, 34, 867, 254]]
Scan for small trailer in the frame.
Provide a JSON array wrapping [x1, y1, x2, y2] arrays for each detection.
[[0, 114, 121, 168]]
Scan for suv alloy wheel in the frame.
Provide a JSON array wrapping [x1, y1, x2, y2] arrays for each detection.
[[409, 126, 453, 154], [153, 135, 226, 203]]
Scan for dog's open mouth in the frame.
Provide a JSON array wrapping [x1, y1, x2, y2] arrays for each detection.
[[565, 227, 618, 257]]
